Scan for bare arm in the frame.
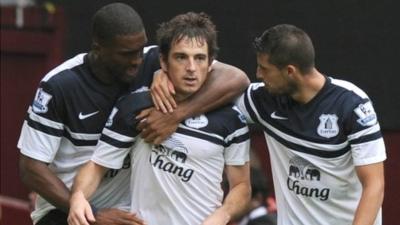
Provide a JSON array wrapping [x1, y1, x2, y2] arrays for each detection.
[[352, 162, 385, 225], [19, 154, 70, 212], [68, 161, 107, 225], [202, 162, 251, 225], [140, 62, 250, 144]]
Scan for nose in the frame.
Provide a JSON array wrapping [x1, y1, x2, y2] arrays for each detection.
[[256, 67, 263, 80], [186, 58, 196, 72], [130, 52, 143, 66]]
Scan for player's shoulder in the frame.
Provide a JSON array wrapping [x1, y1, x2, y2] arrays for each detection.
[[328, 77, 369, 101], [142, 45, 159, 63], [245, 82, 274, 101], [144, 45, 159, 55], [204, 104, 248, 133], [326, 76, 374, 112], [115, 89, 154, 115], [41, 53, 87, 87]]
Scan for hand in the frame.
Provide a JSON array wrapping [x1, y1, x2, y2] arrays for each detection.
[[95, 208, 145, 225], [68, 191, 95, 225], [201, 208, 230, 225], [151, 70, 176, 113], [136, 108, 180, 145]]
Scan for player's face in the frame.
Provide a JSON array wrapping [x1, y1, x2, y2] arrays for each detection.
[[256, 53, 297, 95], [98, 31, 147, 83], [161, 37, 211, 101]]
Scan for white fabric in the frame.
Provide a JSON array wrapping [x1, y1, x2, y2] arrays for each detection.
[[235, 82, 386, 225], [92, 123, 250, 225]]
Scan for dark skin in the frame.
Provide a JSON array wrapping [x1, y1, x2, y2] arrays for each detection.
[[18, 32, 148, 225], [19, 154, 70, 212], [138, 61, 250, 144], [19, 156, 144, 225]]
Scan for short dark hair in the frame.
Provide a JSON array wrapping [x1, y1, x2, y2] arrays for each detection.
[[253, 24, 315, 74], [157, 12, 218, 63], [92, 3, 144, 44]]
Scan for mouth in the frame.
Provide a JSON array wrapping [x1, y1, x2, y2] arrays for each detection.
[[125, 67, 138, 77], [183, 77, 198, 86]]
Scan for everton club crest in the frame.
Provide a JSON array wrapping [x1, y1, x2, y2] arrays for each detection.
[[317, 114, 339, 138]]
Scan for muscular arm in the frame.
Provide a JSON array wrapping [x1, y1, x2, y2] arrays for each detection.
[[140, 62, 250, 144], [19, 154, 70, 212], [352, 162, 385, 225], [202, 162, 251, 225]]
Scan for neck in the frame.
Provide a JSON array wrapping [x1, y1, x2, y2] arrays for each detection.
[[174, 92, 190, 103], [290, 68, 325, 104], [88, 52, 115, 85]]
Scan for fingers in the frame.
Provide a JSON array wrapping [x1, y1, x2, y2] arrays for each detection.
[[68, 192, 94, 225], [153, 136, 165, 145], [96, 209, 146, 225], [85, 206, 96, 223], [119, 212, 146, 225], [151, 89, 168, 113], [136, 119, 146, 131], [167, 79, 176, 96], [68, 210, 91, 225], [136, 108, 152, 120], [150, 70, 176, 113], [141, 130, 157, 143]]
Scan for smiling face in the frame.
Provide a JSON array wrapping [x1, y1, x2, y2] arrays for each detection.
[[161, 36, 211, 101], [256, 53, 297, 95], [96, 31, 147, 83]]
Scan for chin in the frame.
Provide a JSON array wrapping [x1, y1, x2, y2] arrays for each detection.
[[124, 74, 138, 82]]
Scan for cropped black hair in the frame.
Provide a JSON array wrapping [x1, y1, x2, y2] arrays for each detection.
[[92, 3, 144, 44], [254, 24, 315, 74]]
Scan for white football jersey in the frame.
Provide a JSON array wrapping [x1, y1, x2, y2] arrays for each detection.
[[92, 91, 250, 225], [236, 78, 386, 225]]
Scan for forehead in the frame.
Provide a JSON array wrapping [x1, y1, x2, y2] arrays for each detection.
[[107, 31, 147, 49], [170, 36, 208, 55], [256, 53, 274, 67]]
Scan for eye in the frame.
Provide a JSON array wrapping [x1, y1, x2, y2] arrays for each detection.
[[175, 54, 186, 61], [195, 55, 207, 62], [194, 55, 207, 63], [120, 48, 143, 58]]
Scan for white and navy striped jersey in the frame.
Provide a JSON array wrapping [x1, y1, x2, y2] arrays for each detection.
[[92, 91, 250, 225], [17, 46, 160, 223], [236, 77, 386, 225]]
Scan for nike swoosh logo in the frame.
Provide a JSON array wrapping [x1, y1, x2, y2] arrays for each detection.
[[79, 111, 99, 120], [271, 111, 288, 120]]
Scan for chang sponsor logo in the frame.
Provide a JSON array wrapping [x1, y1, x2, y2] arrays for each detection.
[[287, 157, 330, 201], [149, 137, 194, 182], [286, 178, 330, 201]]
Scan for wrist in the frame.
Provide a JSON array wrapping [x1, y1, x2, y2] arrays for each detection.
[[216, 207, 231, 223], [173, 104, 188, 122]]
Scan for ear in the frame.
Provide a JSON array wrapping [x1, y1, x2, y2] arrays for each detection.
[[159, 54, 168, 72], [92, 41, 101, 54], [208, 57, 214, 72], [286, 65, 297, 78]]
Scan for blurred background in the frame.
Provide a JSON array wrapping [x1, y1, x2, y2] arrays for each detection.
[[1, 0, 399, 224]]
